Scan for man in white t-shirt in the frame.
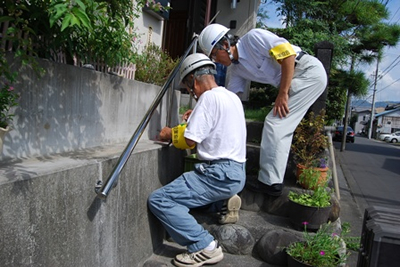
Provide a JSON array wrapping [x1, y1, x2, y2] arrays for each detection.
[[148, 53, 246, 267], [199, 24, 327, 196]]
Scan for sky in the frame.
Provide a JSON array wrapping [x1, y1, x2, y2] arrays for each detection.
[[259, 0, 400, 106]]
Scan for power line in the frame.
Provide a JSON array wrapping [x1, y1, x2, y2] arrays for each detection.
[[379, 54, 400, 78], [388, 6, 400, 23]]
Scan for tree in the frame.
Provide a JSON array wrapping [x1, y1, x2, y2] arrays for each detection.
[[0, 0, 158, 68], [258, 0, 400, 124]]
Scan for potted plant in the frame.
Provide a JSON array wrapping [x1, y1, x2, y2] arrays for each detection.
[[291, 110, 329, 188], [287, 183, 332, 231], [297, 162, 330, 190], [286, 222, 357, 267]]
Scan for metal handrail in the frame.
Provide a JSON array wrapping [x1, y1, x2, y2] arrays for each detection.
[[96, 36, 198, 199]]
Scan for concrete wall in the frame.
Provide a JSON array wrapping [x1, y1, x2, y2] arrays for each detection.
[[0, 142, 185, 266], [216, 0, 260, 37], [0, 57, 186, 266], [214, 0, 260, 101], [135, 8, 165, 53], [1, 56, 180, 161]]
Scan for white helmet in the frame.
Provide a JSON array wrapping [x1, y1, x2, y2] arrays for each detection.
[[198, 24, 230, 57], [179, 53, 216, 83]]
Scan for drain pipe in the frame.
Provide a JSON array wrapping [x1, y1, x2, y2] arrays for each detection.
[[325, 126, 340, 200]]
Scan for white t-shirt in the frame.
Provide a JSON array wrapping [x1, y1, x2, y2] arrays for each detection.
[[184, 87, 246, 163], [228, 28, 301, 94]]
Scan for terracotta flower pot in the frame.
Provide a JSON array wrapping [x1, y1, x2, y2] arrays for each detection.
[[296, 164, 329, 190]]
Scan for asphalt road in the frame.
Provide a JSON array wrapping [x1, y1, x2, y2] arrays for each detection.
[[333, 135, 400, 215]]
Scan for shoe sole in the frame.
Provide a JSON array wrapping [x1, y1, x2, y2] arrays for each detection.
[[219, 195, 241, 224], [172, 251, 224, 267]]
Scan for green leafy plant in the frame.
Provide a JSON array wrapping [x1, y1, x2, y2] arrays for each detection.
[[0, 53, 19, 129], [291, 110, 328, 168], [297, 166, 331, 190], [286, 222, 351, 267], [134, 43, 179, 86], [288, 186, 331, 208], [144, 0, 171, 12], [244, 106, 272, 122], [0, 79, 19, 129]]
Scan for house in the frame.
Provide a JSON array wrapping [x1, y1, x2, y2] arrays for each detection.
[[139, 0, 261, 100], [352, 108, 371, 135], [144, 0, 260, 59], [375, 105, 400, 137]]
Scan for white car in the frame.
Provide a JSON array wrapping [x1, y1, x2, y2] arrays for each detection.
[[379, 131, 400, 141], [384, 132, 400, 143]]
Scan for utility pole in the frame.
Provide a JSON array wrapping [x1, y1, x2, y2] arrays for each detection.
[[368, 55, 380, 139]]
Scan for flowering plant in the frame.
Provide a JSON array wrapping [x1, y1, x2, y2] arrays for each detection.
[[312, 157, 328, 168], [0, 80, 19, 129], [286, 222, 353, 267], [297, 165, 331, 190]]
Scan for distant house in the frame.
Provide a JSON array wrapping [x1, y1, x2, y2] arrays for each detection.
[[375, 104, 400, 137], [352, 108, 371, 135]]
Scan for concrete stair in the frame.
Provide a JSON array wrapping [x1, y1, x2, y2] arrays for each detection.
[[142, 121, 354, 266]]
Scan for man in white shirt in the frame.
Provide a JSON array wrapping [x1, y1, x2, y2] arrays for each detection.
[[199, 24, 327, 196], [148, 53, 246, 267]]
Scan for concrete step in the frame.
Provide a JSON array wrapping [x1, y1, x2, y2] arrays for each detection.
[[143, 208, 293, 267], [141, 121, 361, 267], [142, 178, 343, 267]]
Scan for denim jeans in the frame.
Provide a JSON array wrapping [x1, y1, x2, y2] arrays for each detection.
[[148, 160, 245, 253]]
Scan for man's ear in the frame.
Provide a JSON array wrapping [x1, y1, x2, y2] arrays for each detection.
[[193, 76, 199, 89]]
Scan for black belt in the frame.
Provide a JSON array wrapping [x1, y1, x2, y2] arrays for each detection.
[[201, 159, 231, 165], [295, 51, 307, 67], [296, 51, 307, 61]]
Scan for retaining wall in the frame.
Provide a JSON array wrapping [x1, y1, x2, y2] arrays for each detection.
[[0, 57, 185, 266]]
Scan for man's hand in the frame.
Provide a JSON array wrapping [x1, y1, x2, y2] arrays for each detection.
[[182, 109, 193, 122], [159, 127, 172, 141], [274, 55, 295, 118], [273, 93, 289, 118]]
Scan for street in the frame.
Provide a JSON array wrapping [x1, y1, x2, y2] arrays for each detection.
[[334, 135, 400, 215]]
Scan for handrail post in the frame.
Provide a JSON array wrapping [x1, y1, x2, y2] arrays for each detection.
[[325, 126, 340, 200], [96, 36, 198, 199]]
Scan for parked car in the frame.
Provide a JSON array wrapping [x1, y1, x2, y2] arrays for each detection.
[[333, 126, 355, 143], [378, 131, 400, 141], [384, 132, 400, 143]]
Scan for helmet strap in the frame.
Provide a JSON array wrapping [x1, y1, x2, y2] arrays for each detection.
[[183, 76, 198, 101]]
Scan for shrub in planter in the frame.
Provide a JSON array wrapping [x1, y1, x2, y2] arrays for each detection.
[[297, 164, 330, 190], [288, 186, 332, 231], [291, 110, 328, 168]]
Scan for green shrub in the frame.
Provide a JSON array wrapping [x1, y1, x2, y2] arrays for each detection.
[[244, 107, 271, 122], [135, 43, 179, 86]]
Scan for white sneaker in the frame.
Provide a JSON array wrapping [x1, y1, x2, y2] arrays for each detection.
[[218, 194, 241, 224], [173, 242, 224, 267]]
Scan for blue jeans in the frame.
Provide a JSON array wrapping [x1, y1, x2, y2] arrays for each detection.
[[148, 160, 245, 253]]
